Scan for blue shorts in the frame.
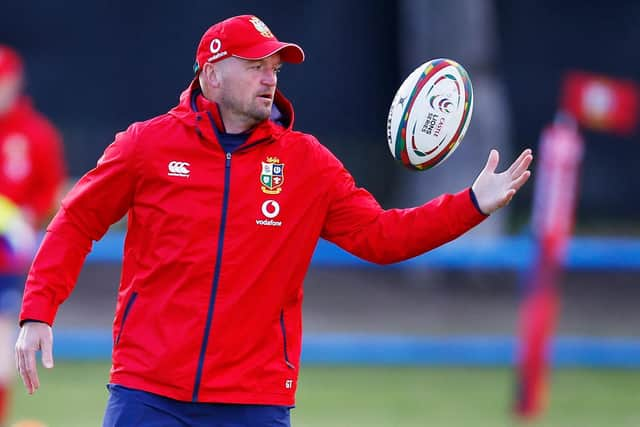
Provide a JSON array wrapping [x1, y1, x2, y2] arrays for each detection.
[[103, 384, 291, 427], [0, 274, 22, 315]]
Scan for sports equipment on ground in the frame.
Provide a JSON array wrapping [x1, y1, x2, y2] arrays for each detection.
[[387, 58, 473, 171]]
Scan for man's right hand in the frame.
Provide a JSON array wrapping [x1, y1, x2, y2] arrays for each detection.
[[15, 321, 54, 394]]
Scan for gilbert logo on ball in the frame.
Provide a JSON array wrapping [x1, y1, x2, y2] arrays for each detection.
[[387, 58, 473, 171]]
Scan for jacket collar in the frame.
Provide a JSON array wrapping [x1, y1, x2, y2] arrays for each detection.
[[168, 80, 295, 149]]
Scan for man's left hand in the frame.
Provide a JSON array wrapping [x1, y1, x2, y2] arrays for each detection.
[[471, 148, 533, 215]]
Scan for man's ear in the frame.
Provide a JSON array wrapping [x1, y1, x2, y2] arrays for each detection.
[[202, 63, 222, 89]]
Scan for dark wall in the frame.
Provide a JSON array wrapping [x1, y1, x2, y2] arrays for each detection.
[[495, 0, 640, 223], [0, 1, 398, 200], [3, 1, 640, 225]]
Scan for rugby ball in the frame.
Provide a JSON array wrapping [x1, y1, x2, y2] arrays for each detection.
[[387, 58, 473, 170]]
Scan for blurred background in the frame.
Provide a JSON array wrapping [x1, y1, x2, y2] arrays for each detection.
[[2, 0, 640, 426]]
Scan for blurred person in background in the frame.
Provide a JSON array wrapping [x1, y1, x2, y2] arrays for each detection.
[[14, 15, 531, 427], [0, 44, 66, 425]]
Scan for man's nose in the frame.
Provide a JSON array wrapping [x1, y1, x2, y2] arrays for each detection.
[[262, 70, 277, 86]]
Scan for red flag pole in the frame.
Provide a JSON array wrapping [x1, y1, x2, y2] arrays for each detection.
[[514, 114, 584, 418]]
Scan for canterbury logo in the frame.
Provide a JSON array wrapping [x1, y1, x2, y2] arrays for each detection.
[[168, 161, 190, 177]]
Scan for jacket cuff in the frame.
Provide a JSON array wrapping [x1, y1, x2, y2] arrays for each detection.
[[19, 319, 50, 327], [468, 188, 489, 217], [19, 294, 58, 327]]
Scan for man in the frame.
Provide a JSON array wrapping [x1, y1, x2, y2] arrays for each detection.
[[15, 15, 532, 427], [0, 45, 66, 425]]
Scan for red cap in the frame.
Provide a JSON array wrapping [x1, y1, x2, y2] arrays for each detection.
[[193, 15, 305, 74], [0, 45, 23, 79]]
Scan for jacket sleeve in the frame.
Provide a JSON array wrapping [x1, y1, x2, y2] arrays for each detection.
[[27, 120, 67, 226], [319, 146, 487, 265], [19, 127, 139, 325]]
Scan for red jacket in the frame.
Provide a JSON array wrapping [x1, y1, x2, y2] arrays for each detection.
[[20, 83, 485, 405], [0, 98, 66, 226]]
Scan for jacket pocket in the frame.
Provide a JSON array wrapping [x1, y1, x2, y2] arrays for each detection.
[[280, 309, 295, 369], [116, 291, 138, 345]]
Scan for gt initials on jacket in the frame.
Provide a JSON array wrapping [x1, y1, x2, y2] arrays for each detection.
[[20, 82, 486, 406]]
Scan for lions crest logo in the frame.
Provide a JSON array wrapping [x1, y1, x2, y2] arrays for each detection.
[[261, 156, 284, 194], [249, 16, 274, 38]]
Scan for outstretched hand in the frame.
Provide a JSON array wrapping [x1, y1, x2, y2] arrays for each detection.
[[471, 148, 533, 215]]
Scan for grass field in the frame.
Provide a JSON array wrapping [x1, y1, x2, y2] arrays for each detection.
[[8, 362, 640, 427]]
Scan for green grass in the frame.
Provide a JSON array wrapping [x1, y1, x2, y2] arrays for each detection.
[[9, 362, 640, 427], [10, 361, 109, 427]]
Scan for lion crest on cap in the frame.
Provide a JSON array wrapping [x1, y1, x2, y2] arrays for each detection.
[[249, 16, 274, 38]]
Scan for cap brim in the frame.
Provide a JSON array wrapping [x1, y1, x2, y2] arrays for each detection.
[[233, 41, 305, 64]]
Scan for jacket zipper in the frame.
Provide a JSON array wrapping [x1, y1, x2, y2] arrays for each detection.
[[115, 291, 138, 345], [280, 309, 295, 369], [192, 151, 232, 402]]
